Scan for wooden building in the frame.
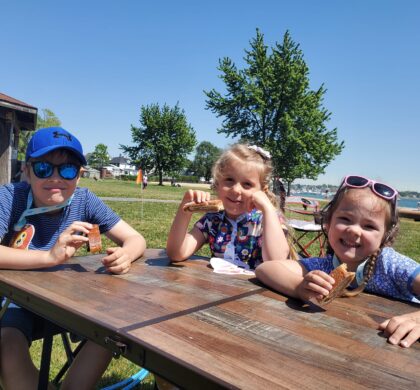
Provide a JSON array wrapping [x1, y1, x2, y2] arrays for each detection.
[[0, 93, 37, 185]]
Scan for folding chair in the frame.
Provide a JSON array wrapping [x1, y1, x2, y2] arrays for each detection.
[[285, 197, 326, 258], [36, 322, 86, 389], [287, 218, 326, 258]]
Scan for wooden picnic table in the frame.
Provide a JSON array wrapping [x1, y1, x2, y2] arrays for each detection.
[[0, 249, 419, 389]]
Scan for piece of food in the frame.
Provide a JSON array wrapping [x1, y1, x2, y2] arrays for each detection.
[[317, 263, 355, 305], [183, 199, 224, 213], [87, 224, 102, 253]]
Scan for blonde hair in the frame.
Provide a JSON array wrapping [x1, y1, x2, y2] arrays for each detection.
[[321, 186, 399, 296], [212, 144, 278, 207]]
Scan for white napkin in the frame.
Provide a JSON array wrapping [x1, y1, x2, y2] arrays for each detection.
[[210, 257, 255, 276]]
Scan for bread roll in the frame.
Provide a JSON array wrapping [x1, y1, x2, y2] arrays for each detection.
[[87, 224, 102, 253], [317, 263, 355, 305], [183, 199, 224, 213]]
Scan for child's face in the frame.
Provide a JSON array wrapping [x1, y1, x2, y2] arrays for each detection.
[[326, 189, 387, 271], [215, 161, 262, 219], [25, 150, 81, 208]]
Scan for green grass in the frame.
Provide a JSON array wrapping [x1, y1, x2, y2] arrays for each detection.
[[29, 179, 420, 387], [394, 219, 420, 261], [78, 178, 212, 200]]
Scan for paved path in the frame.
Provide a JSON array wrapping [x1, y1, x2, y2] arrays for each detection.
[[100, 197, 179, 203]]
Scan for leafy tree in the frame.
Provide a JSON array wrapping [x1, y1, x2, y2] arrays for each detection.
[[191, 141, 222, 181], [37, 108, 62, 129], [18, 108, 62, 160], [204, 29, 344, 194], [121, 103, 196, 185], [87, 143, 110, 168]]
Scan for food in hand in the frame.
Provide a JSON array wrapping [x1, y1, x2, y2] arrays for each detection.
[[183, 199, 224, 213], [87, 224, 102, 253], [317, 263, 355, 305]]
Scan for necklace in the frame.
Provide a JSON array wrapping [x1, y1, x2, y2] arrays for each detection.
[[14, 190, 73, 231]]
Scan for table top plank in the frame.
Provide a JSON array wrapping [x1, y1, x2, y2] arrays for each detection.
[[125, 291, 419, 389], [0, 249, 419, 389], [0, 252, 260, 331]]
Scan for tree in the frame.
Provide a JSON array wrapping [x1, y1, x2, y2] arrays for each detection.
[[121, 103, 196, 185], [87, 143, 110, 168], [190, 141, 222, 181], [204, 29, 344, 194], [18, 108, 62, 160], [37, 108, 62, 129]]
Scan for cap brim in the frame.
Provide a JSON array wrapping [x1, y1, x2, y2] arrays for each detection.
[[27, 145, 87, 165]]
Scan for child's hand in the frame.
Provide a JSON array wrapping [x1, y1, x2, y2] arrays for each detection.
[[181, 190, 211, 209], [47, 222, 91, 265], [102, 247, 132, 274], [378, 311, 420, 348], [251, 191, 274, 213], [297, 270, 334, 301]]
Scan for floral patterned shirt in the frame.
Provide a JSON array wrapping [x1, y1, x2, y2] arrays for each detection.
[[300, 247, 420, 303], [195, 209, 271, 270]]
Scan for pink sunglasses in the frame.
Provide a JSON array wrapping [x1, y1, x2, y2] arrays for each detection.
[[341, 175, 398, 201]]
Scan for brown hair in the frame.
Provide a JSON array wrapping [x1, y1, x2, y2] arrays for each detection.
[[212, 144, 278, 207], [320, 185, 400, 296], [26, 149, 82, 165]]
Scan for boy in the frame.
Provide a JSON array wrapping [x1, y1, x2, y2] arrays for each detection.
[[0, 127, 146, 389]]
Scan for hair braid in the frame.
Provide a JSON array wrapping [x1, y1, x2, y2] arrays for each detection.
[[342, 248, 381, 297]]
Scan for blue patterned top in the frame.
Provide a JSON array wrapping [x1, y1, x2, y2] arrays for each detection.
[[300, 247, 420, 303], [195, 209, 266, 270], [0, 182, 120, 250]]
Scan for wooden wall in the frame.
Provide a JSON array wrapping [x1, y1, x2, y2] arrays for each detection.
[[0, 114, 12, 185]]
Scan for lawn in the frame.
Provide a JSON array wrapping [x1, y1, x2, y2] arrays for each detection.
[[29, 179, 420, 388]]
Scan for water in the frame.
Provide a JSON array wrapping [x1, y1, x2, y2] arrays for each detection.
[[293, 192, 420, 209]]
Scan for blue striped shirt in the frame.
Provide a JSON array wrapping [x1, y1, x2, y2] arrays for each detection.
[[0, 182, 120, 250]]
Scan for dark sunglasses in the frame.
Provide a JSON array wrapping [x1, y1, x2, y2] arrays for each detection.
[[31, 161, 81, 180], [342, 175, 398, 201]]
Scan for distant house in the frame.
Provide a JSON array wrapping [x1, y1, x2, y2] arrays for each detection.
[[0, 92, 37, 184], [81, 166, 101, 180], [110, 156, 137, 176], [103, 164, 124, 177]]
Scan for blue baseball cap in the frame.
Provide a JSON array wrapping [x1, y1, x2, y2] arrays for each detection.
[[25, 127, 87, 165]]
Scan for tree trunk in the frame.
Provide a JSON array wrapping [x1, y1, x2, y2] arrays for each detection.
[[287, 182, 291, 196], [159, 170, 163, 185]]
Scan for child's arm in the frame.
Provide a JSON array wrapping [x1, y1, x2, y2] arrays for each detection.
[[255, 260, 334, 301], [0, 221, 91, 269], [378, 273, 420, 348], [103, 220, 146, 274], [166, 190, 209, 262], [251, 191, 289, 261]]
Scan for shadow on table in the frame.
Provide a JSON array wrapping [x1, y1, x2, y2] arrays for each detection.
[[249, 277, 325, 313], [35, 263, 88, 273], [145, 253, 209, 268]]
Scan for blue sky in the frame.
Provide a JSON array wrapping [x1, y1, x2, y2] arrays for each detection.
[[2, 0, 420, 191]]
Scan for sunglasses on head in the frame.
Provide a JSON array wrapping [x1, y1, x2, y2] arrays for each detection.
[[342, 175, 398, 201], [31, 161, 81, 180]]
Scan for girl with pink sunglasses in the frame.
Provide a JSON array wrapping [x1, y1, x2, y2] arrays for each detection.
[[256, 175, 420, 348]]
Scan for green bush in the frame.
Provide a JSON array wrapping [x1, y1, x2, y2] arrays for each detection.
[[119, 175, 137, 181]]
